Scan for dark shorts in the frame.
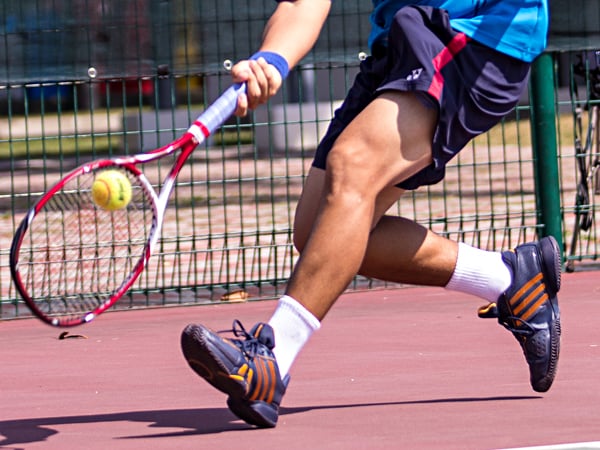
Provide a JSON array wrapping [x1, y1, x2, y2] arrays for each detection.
[[313, 5, 531, 190]]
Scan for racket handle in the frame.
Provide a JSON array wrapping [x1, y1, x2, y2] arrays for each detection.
[[188, 83, 246, 141]]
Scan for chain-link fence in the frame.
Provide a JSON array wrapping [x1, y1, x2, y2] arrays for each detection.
[[1, 0, 599, 320]]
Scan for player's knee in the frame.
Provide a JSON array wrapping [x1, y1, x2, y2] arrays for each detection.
[[326, 142, 381, 198]]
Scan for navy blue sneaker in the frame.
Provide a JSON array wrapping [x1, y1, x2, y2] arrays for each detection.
[[497, 236, 562, 392], [181, 320, 288, 428]]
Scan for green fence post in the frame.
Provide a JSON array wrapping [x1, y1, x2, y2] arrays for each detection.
[[529, 52, 564, 255]]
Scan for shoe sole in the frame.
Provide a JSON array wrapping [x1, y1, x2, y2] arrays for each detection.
[[181, 324, 278, 427], [539, 235, 561, 296], [532, 236, 562, 392]]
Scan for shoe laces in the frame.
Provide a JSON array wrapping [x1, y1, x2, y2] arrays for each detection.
[[220, 319, 264, 359], [500, 316, 536, 337]]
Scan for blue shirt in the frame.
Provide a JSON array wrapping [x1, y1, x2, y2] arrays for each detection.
[[369, 0, 548, 62]]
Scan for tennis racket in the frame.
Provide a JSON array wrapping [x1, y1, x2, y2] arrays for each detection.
[[10, 83, 246, 327]]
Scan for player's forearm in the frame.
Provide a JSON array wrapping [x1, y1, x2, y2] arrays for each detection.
[[259, 0, 331, 69]]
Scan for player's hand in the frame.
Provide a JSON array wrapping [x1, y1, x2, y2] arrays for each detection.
[[231, 57, 283, 117]]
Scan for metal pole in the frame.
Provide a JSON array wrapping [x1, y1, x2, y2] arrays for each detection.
[[529, 52, 564, 255]]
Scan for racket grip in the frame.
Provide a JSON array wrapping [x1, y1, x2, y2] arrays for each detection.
[[188, 51, 288, 141], [188, 83, 246, 140]]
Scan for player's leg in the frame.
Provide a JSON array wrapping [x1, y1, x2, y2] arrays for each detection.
[[275, 4, 560, 394], [291, 158, 561, 394], [294, 166, 458, 287], [285, 90, 441, 320], [293, 165, 512, 311], [180, 88, 438, 428]]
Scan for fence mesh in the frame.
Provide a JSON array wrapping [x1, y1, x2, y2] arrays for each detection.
[[1, 0, 599, 320]]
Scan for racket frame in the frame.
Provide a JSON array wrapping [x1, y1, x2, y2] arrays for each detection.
[[10, 84, 245, 326]]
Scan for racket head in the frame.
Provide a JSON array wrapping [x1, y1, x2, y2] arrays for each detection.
[[10, 161, 159, 327]]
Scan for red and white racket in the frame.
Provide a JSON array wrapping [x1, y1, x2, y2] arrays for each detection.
[[10, 83, 245, 327]]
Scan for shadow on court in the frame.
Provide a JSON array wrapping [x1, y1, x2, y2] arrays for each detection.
[[0, 396, 547, 447]]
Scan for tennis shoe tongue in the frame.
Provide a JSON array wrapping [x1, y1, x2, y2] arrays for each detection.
[[250, 322, 275, 349]]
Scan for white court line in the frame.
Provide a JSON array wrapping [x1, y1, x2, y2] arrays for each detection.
[[501, 442, 600, 450]]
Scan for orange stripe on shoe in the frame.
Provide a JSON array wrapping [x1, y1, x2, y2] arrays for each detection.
[[248, 363, 261, 400], [258, 359, 269, 401], [238, 363, 249, 377], [265, 359, 277, 404], [231, 364, 253, 391], [253, 324, 264, 337], [245, 367, 254, 394], [512, 283, 545, 316], [520, 293, 549, 322], [250, 359, 267, 401], [509, 273, 543, 308]]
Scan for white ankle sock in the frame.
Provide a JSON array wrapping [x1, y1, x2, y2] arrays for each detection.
[[268, 295, 321, 378], [445, 242, 512, 302]]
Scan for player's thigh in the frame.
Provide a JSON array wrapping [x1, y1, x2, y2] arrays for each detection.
[[293, 166, 406, 252], [327, 91, 437, 191]]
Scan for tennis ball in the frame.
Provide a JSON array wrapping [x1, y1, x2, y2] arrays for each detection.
[[91, 170, 132, 211]]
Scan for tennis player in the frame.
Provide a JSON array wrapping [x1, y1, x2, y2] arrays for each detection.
[[181, 0, 560, 428]]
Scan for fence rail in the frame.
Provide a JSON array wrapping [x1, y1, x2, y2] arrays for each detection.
[[1, 1, 600, 320]]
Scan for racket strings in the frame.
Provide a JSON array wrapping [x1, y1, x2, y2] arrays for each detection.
[[17, 168, 156, 317]]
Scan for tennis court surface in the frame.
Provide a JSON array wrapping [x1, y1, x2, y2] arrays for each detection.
[[2, 269, 600, 450]]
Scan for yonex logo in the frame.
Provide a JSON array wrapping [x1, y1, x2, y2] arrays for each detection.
[[407, 68, 423, 81]]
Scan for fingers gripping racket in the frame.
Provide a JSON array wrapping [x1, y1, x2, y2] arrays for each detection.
[[10, 83, 246, 327]]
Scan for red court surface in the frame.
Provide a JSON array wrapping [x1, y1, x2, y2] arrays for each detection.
[[2, 270, 600, 450]]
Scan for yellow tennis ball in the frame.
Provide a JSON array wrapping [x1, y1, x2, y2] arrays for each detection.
[[91, 170, 132, 211]]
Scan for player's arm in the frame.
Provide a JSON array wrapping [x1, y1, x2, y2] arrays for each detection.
[[232, 0, 332, 116]]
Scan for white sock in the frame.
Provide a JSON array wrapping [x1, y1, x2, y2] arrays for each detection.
[[268, 295, 321, 378], [445, 242, 512, 302]]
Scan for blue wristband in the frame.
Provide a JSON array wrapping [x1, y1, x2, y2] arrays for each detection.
[[250, 51, 290, 80]]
